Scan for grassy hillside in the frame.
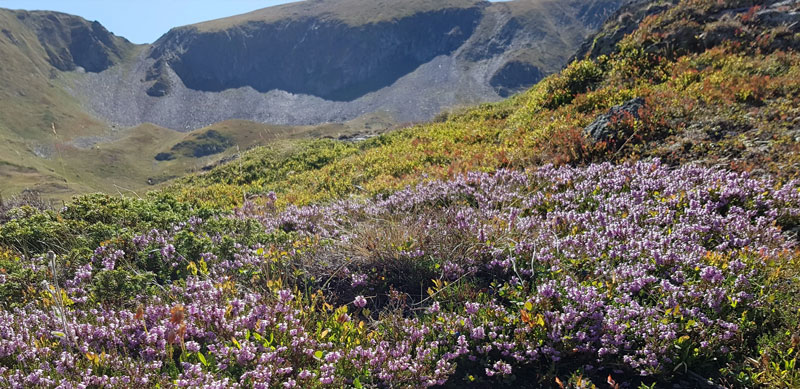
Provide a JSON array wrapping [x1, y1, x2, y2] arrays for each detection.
[[0, 7, 398, 201], [0, 111, 394, 202], [1, 0, 619, 200], [0, 8, 165, 198], [0, 8, 135, 141], [0, 0, 799, 387], [0, 9, 122, 197]]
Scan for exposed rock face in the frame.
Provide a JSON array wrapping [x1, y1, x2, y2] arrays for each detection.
[[490, 61, 543, 98], [13, 10, 132, 72], [70, 0, 626, 131], [150, 7, 484, 101]]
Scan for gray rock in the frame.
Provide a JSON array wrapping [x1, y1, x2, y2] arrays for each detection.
[[758, 0, 800, 27], [490, 61, 543, 98], [584, 97, 645, 143]]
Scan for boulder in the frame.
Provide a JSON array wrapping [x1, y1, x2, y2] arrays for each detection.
[[584, 97, 645, 143]]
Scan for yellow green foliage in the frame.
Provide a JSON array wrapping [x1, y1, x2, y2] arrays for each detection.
[[174, 5, 800, 209]]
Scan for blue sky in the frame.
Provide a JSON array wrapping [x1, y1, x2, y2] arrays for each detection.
[[0, 1, 301, 44], [0, 1, 509, 44]]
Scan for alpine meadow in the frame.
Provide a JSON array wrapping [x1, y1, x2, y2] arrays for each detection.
[[1, 0, 800, 388]]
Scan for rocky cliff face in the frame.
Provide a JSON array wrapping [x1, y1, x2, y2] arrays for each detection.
[[149, 7, 484, 101], [71, 0, 625, 130], [459, 0, 622, 97]]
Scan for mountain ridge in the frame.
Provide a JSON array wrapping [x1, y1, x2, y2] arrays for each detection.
[[73, 0, 623, 130], [186, 0, 487, 30]]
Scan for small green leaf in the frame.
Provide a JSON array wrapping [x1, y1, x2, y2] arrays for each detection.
[[198, 352, 208, 367], [354, 377, 363, 388], [314, 350, 324, 359], [523, 302, 533, 311]]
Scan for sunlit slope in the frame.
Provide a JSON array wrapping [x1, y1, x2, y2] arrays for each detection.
[[171, 0, 800, 208]]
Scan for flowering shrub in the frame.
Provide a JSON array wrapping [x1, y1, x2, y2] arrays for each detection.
[[1, 161, 799, 387]]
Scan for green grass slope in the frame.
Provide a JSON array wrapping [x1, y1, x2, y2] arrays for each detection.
[[0, 8, 142, 198]]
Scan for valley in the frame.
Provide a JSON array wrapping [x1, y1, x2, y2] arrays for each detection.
[[0, 0, 620, 200]]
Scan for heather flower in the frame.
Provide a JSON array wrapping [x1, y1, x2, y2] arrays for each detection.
[[2, 160, 799, 386], [298, 370, 313, 380], [161, 244, 176, 259], [324, 351, 342, 363], [351, 273, 367, 287], [185, 341, 200, 353], [353, 295, 367, 308], [493, 361, 512, 375], [277, 289, 294, 303], [465, 302, 480, 315], [537, 281, 559, 299], [700, 266, 724, 284]]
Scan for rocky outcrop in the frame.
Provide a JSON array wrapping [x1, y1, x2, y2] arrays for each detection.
[[458, 0, 621, 97], [13, 10, 133, 72], [155, 129, 233, 161], [574, 0, 800, 61], [584, 97, 645, 143]]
